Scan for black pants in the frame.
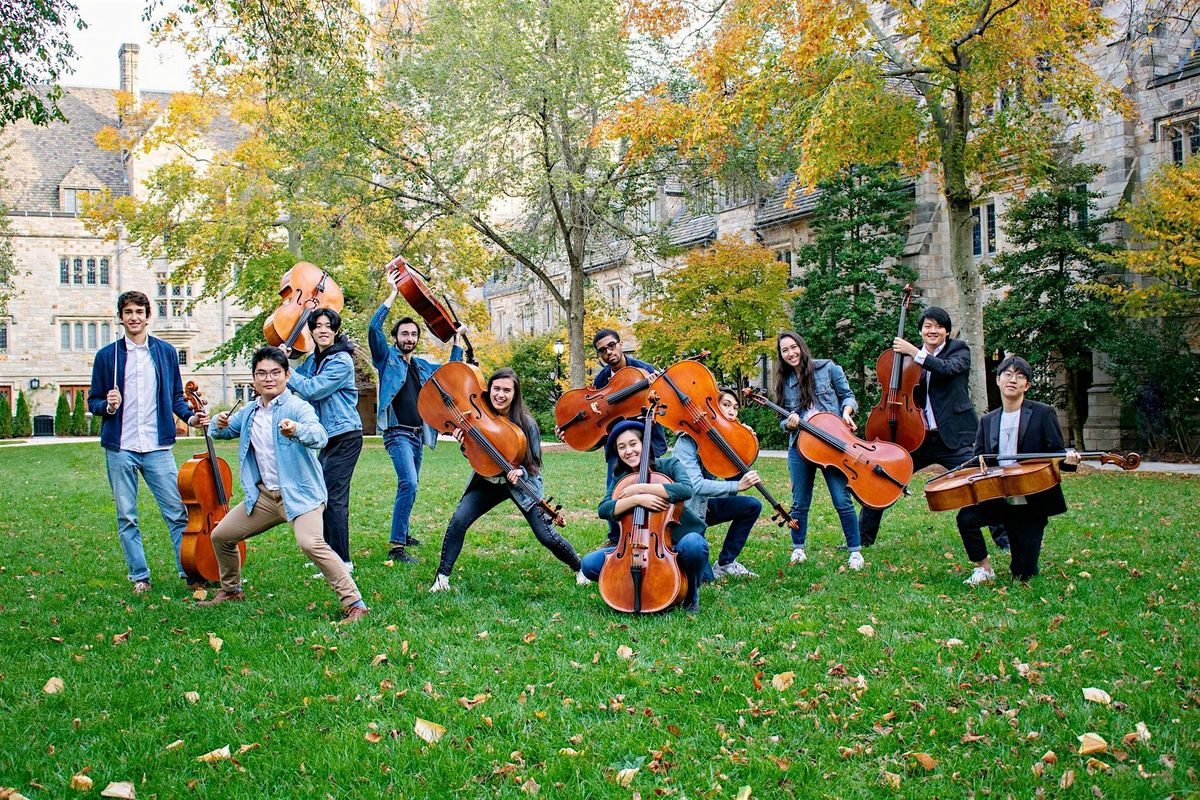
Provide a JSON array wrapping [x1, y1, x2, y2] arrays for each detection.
[[858, 430, 1004, 547], [437, 473, 582, 577], [957, 500, 1047, 581], [319, 430, 363, 563]]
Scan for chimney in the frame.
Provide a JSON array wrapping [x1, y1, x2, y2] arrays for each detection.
[[118, 43, 140, 101]]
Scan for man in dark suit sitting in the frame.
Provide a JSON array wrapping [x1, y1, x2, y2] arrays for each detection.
[[957, 356, 1080, 585], [859, 307, 1007, 549]]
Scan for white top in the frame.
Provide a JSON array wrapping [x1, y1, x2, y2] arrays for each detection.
[[119, 338, 169, 453], [913, 342, 945, 430], [999, 409, 1027, 504], [250, 400, 281, 491]]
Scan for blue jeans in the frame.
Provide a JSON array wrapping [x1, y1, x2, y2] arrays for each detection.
[[104, 448, 188, 582], [384, 428, 424, 547], [581, 531, 709, 607], [705, 495, 761, 566], [787, 448, 861, 551]]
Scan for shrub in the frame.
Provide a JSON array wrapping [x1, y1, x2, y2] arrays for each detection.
[[0, 393, 11, 438], [55, 393, 71, 435], [70, 390, 88, 435], [89, 410, 102, 436], [13, 391, 32, 437], [738, 404, 790, 450]]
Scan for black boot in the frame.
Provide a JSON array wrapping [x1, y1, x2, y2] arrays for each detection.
[[387, 545, 418, 563]]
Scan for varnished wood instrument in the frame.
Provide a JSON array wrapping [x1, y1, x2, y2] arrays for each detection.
[[865, 284, 926, 453]]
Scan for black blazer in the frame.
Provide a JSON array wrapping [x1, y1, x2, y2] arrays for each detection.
[[973, 399, 1075, 518], [913, 338, 978, 450]]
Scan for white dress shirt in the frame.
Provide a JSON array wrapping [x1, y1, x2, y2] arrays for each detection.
[[249, 398, 281, 491], [998, 408, 1027, 504], [913, 342, 945, 430], [119, 338, 169, 453]]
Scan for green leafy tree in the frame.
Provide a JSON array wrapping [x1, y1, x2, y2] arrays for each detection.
[[70, 390, 87, 435], [13, 391, 32, 437], [508, 334, 562, 435], [0, 393, 12, 438], [791, 166, 919, 402], [635, 237, 795, 386], [54, 392, 70, 436], [983, 160, 1114, 447], [0, 0, 85, 126]]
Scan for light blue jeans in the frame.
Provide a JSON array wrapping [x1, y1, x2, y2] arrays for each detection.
[[383, 427, 424, 546], [104, 448, 188, 582], [787, 448, 861, 551]]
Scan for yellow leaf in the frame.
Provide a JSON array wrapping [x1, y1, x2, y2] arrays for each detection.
[[882, 771, 901, 789], [736, 787, 752, 800], [164, 740, 184, 752], [771, 671, 795, 691], [913, 752, 937, 771], [237, 743, 259, 754], [196, 745, 232, 762], [615, 767, 639, 787], [207, 633, 223, 654], [100, 782, 136, 799], [371, 653, 388, 667], [521, 778, 540, 795], [43, 676, 65, 694], [857, 624, 876, 637], [616, 645, 634, 659], [192, 589, 208, 601], [184, 691, 200, 704], [559, 747, 581, 756], [1082, 687, 1111, 705], [414, 717, 446, 744], [70, 774, 94, 791], [1077, 732, 1107, 755], [364, 731, 383, 744]]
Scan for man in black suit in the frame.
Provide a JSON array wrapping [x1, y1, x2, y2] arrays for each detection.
[[858, 307, 1007, 549], [958, 356, 1080, 585]]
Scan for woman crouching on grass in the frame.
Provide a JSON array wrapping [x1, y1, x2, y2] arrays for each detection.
[[578, 419, 710, 613], [429, 368, 586, 593]]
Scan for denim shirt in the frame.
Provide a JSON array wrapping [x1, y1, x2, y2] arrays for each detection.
[[672, 433, 741, 526], [209, 390, 328, 521], [287, 350, 361, 438], [780, 359, 857, 446], [368, 302, 463, 446]]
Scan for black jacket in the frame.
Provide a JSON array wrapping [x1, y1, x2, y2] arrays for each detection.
[[913, 338, 978, 450], [973, 399, 1075, 518]]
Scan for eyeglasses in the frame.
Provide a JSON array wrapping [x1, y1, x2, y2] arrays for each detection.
[[253, 369, 286, 380], [998, 370, 1028, 381], [595, 341, 621, 353]]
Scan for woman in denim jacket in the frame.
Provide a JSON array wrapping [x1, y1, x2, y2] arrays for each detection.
[[776, 331, 865, 571], [429, 368, 585, 593]]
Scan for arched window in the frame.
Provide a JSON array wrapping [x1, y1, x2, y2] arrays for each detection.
[[74, 323, 84, 350], [60, 323, 70, 351], [101, 323, 111, 344], [87, 323, 97, 350]]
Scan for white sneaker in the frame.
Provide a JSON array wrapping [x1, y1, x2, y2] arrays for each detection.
[[429, 573, 451, 593], [848, 552, 865, 571], [575, 570, 591, 585], [713, 560, 758, 579], [964, 566, 996, 586], [789, 548, 807, 565], [311, 561, 353, 579]]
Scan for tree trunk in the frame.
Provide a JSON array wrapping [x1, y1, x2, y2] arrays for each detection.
[[945, 199, 989, 410], [567, 265, 587, 388], [1065, 366, 1085, 449]]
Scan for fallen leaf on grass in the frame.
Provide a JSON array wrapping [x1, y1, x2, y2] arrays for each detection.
[[43, 677, 65, 694], [912, 753, 937, 771], [521, 778, 540, 795], [558, 747, 581, 756], [945, 638, 964, 647], [371, 653, 388, 667], [857, 624, 876, 637], [414, 717, 446, 744], [184, 691, 200, 704], [1042, 750, 1058, 764], [882, 771, 901, 788], [1060, 769, 1075, 789], [69, 773, 94, 791], [207, 633, 223, 654], [735, 787, 752, 800], [100, 782, 136, 799], [522, 631, 537, 644], [1078, 733, 1107, 755], [164, 740, 184, 752], [0, 789, 32, 800], [771, 672, 795, 691], [191, 589, 207, 601], [364, 731, 383, 744], [237, 743, 259, 754], [458, 693, 489, 710], [615, 767, 639, 787], [961, 733, 987, 744], [1082, 687, 1112, 705], [616, 645, 634, 659], [112, 629, 131, 646], [1122, 722, 1150, 745], [1086, 757, 1112, 773], [196, 745, 232, 762], [765, 755, 790, 770]]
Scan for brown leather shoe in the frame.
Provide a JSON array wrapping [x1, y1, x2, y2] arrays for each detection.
[[132, 580, 153, 595], [197, 589, 246, 606], [341, 605, 370, 624]]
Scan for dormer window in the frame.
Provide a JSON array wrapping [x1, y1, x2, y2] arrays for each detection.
[[60, 187, 98, 214]]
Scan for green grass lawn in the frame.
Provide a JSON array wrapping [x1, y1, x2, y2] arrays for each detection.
[[0, 440, 1197, 799]]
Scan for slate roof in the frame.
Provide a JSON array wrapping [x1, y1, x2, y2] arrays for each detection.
[[1150, 39, 1200, 87], [753, 174, 823, 229], [666, 210, 716, 247]]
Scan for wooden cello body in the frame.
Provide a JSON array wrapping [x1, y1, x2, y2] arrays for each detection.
[[385, 255, 462, 343], [598, 396, 687, 614], [554, 366, 655, 451], [262, 262, 345, 357], [177, 383, 245, 583], [865, 284, 926, 453]]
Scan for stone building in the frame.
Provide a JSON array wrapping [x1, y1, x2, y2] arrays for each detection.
[[1, 45, 255, 425], [481, 1, 1199, 450]]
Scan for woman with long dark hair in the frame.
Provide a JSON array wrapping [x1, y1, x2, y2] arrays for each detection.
[[775, 331, 865, 571], [430, 368, 585, 592]]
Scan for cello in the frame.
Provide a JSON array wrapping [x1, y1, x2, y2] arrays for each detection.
[[742, 387, 914, 510], [652, 361, 799, 531], [598, 394, 688, 614], [177, 383, 245, 583], [262, 262, 345, 358], [417, 362, 566, 526], [385, 255, 478, 364], [553, 352, 707, 452], [924, 450, 1140, 512], [865, 284, 926, 453]]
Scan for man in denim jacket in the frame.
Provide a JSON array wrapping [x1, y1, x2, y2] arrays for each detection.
[[368, 271, 463, 563], [200, 347, 368, 622]]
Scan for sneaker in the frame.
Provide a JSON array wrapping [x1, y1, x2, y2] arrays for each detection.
[[312, 561, 354, 579], [406, 535, 422, 547], [575, 570, 591, 585], [848, 552, 865, 571], [429, 574, 450, 593], [963, 566, 996, 586], [196, 589, 246, 606], [387, 546, 417, 564], [683, 598, 700, 614], [132, 580, 152, 595], [713, 560, 758, 579], [341, 605, 370, 624], [992, 534, 1010, 552], [789, 548, 807, 565]]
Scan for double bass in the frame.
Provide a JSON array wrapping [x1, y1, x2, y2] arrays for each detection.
[[417, 362, 566, 526], [652, 361, 799, 531], [742, 387, 914, 510], [865, 284, 926, 453], [925, 450, 1141, 512], [262, 262, 345, 358], [598, 395, 687, 614], [177, 383, 245, 583]]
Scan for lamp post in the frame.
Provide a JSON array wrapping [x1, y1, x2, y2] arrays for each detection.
[[553, 339, 564, 389]]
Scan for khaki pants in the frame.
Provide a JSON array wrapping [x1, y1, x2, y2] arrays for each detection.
[[211, 486, 362, 607]]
